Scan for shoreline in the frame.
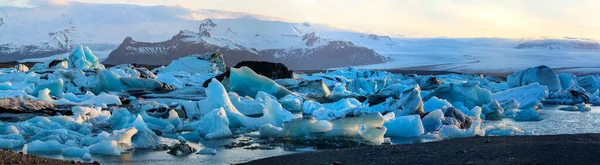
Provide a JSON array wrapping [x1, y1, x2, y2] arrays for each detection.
[[241, 133, 600, 165], [0, 149, 97, 165]]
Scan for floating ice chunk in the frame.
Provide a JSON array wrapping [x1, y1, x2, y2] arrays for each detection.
[[203, 80, 295, 129], [27, 140, 66, 153], [37, 88, 54, 102], [228, 93, 265, 116], [1, 125, 19, 135], [329, 83, 359, 100], [89, 140, 121, 156], [62, 146, 89, 158], [422, 110, 445, 132], [197, 148, 217, 155], [49, 116, 75, 125], [400, 85, 424, 116], [493, 83, 548, 109], [181, 101, 202, 119], [26, 129, 86, 144], [378, 84, 408, 99], [347, 78, 380, 95], [90, 70, 166, 94], [483, 123, 529, 136], [325, 113, 384, 137], [481, 100, 504, 120], [290, 80, 331, 97], [577, 76, 599, 94], [443, 107, 474, 129], [259, 118, 333, 138], [0, 90, 36, 100], [425, 81, 493, 109], [513, 108, 542, 121], [50, 59, 69, 69], [68, 45, 105, 70], [507, 65, 560, 92], [32, 78, 64, 97], [80, 93, 122, 106], [0, 82, 13, 90], [365, 97, 401, 114], [311, 98, 364, 120], [157, 71, 215, 89], [140, 111, 171, 130], [558, 73, 577, 90], [193, 108, 232, 139], [384, 114, 424, 137], [131, 115, 160, 148], [14, 64, 29, 72], [358, 126, 387, 145], [111, 127, 137, 146], [160, 53, 225, 74], [82, 153, 92, 160], [168, 109, 183, 129], [439, 121, 484, 139], [0, 134, 25, 149], [302, 100, 325, 115], [424, 97, 452, 113], [279, 94, 303, 112], [229, 67, 293, 98], [108, 108, 136, 130]]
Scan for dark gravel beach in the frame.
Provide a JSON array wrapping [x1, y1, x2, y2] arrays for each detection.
[[0, 150, 97, 165], [242, 134, 600, 165]]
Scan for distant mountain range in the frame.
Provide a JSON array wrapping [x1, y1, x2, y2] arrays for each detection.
[[0, 2, 598, 70], [104, 18, 389, 69], [515, 37, 600, 50]]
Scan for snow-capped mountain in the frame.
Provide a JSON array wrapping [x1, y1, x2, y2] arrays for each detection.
[[515, 37, 600, 50], [104, 30, 262, 67], [0, 3, 393, 68], [105, 18, 389, 69]]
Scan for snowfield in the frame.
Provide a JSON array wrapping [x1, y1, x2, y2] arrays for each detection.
[[0, 46, 599, 164]]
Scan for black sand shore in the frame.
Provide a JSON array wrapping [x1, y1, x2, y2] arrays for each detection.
[[0, 150, 96, 165], [241, 134, 600, 165]]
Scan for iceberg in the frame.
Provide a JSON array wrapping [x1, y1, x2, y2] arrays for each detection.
[[422, 110, 444, 132], [0, 134, 25, 149], [89, 140, 121, 156], [400, 85, 424, 116], [424, 81, 493, 109], [27, 140, 66, 153], [438, 121, 484, 139], [507, 65, 560, 92], [193, 108, 232, 139], [202, 79, 294, 129], [229, 67, 293, 98], [68, 45, 105, 70], [159, 53, 226, 74], [32, 78, 64, 97], [131, 115, 160, 148], [493, 83, 548, 109], [384, 114, 424, 137]]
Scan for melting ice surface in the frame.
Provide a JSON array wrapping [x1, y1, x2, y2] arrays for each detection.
[[4, 48, 600, 164]]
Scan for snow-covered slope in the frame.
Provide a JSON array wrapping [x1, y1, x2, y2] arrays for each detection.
[[0, 3, 269, 62], [515, 37, 600, 50], [105, 23, 388, 69]]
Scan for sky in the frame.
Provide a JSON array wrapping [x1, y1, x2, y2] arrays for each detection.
[[1, 0, 599, 39]]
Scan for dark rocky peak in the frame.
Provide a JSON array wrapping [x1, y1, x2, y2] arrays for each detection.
[[367, 34, 392, 41], [199, 19, 217, 37], [302, 32, 322, 47], [172, 30, 198, 40]]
